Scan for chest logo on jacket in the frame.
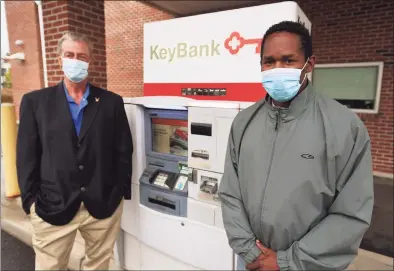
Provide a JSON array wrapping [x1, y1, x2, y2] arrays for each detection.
[[301, 154, 314, 159]]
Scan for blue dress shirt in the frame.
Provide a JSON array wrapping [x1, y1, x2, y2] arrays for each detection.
[[63, 83, 90, 137]]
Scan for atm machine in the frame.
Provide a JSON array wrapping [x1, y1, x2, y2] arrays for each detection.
[[123, 96, 205, 270], [186, 100, 254, 269], [120, 97, 254, 270], [136, 98, 239, 270], [121, 96, 195, 270], [186, 100, 243, 270], [137, 99, 197, 270]]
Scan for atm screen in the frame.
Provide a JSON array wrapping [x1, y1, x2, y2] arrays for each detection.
[[151, 118, 188, 157]]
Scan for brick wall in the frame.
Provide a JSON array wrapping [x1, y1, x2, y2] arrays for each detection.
[[294, 0, 394, 174], [4, 0, 393, 173], [104, 0, 393, 174], [104, 1, 173, 97], [4, 1, 44, 119], [42, 0, 106, 88]]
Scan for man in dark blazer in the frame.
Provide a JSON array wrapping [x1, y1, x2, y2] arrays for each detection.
[[16, 31, 133, 270]]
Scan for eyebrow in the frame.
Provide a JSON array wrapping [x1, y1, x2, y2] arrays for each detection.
[[263, 54, 297, 60], [64, 51, 89, 56], [281, 54, 296, 58]]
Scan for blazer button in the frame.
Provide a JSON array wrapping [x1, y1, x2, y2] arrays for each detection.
[[81, 187, 86, 192], [79, 165, 84, 170]]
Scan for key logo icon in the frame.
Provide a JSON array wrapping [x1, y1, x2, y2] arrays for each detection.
[[224, 32, 262, 55]]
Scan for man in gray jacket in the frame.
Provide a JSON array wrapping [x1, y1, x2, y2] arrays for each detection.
[[218, 21, 374, 271]]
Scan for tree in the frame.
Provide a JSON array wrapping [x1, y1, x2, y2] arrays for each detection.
[[2, 69, 12, 89]]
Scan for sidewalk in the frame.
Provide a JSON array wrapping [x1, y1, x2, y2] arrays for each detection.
[[2, 197, 393, 271]]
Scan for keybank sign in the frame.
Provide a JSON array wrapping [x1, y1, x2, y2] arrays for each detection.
[[149, 32, 262, 63], [150, 40, 221, 63]]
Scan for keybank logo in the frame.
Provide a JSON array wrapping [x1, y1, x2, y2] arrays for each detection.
[[224, 32, 261, 55], [150, 32, 261, 63], [150, 40, 220, 63]]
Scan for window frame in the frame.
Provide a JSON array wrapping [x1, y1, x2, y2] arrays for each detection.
[[310, 62, 384, 114]]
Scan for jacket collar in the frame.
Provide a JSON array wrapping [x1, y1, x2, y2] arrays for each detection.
[[55, 80, 102, 142], [265, 81, 315, 123]]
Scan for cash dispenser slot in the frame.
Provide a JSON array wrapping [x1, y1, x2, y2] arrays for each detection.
[[145, 190, 181, 216], [148, 196, 176, 210], [200, 176, 218, 195]]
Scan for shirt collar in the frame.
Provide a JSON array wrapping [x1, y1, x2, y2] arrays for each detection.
[[63, 82, 90, 103]]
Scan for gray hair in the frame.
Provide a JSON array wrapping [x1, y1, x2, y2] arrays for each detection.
[[57, 32, 93, 56]]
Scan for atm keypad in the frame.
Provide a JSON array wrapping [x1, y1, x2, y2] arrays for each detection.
[[154, 172, 169, 188]]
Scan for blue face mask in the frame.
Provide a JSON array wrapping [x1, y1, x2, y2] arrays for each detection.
[[62, 58, 89, 83], [261, 60, 309, 102]]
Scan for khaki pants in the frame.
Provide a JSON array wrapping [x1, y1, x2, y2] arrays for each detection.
[[30, 201, 123, 270]]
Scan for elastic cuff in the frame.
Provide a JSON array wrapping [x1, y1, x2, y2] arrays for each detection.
[[244, 245, 262, 265], [277, 250, 290, 271]]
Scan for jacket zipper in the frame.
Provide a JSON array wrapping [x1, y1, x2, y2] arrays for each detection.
[[259, 109, 280, 243], [274, 110, 280, 131]]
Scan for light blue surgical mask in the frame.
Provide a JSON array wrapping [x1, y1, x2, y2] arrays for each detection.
[[62, 58, 89, 83], [261, 60, 309, 102]]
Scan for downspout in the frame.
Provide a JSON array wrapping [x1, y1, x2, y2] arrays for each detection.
[[35, 0, 48, 87]]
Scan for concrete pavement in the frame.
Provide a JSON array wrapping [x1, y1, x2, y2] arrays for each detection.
[[360, 176, 393, 257], [2, 192, 393, 270]]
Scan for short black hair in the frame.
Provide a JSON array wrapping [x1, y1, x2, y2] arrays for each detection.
[[260, 21, 312, 62]]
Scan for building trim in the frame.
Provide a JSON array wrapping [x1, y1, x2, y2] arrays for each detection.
[[374, 171, 394, 181]]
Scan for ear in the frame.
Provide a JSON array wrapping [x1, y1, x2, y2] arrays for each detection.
[[306, 55, 316, 73], [88, 55, 94, 66], [58, 56, 63, 68]]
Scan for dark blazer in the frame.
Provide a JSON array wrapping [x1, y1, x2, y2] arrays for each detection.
[[16, 82, 133, 226]]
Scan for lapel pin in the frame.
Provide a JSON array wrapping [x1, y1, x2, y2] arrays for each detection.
[[95, 97, 100, 102]]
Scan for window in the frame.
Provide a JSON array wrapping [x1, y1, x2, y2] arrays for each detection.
[[311, 62, 383, 113]]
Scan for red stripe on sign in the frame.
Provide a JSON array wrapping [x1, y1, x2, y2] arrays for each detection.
[[144, 83, 267, 102]]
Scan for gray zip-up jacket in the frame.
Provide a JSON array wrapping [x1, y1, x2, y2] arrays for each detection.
[[218, 84, 374, 270]]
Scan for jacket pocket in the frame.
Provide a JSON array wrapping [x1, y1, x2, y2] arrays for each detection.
[[39, 181, 62, 205]]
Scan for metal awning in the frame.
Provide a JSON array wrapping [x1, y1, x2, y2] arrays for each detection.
[[144, 0, 268, 17]]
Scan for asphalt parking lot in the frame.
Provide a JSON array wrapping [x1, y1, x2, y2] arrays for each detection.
[[1, 230, 35, 270]]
